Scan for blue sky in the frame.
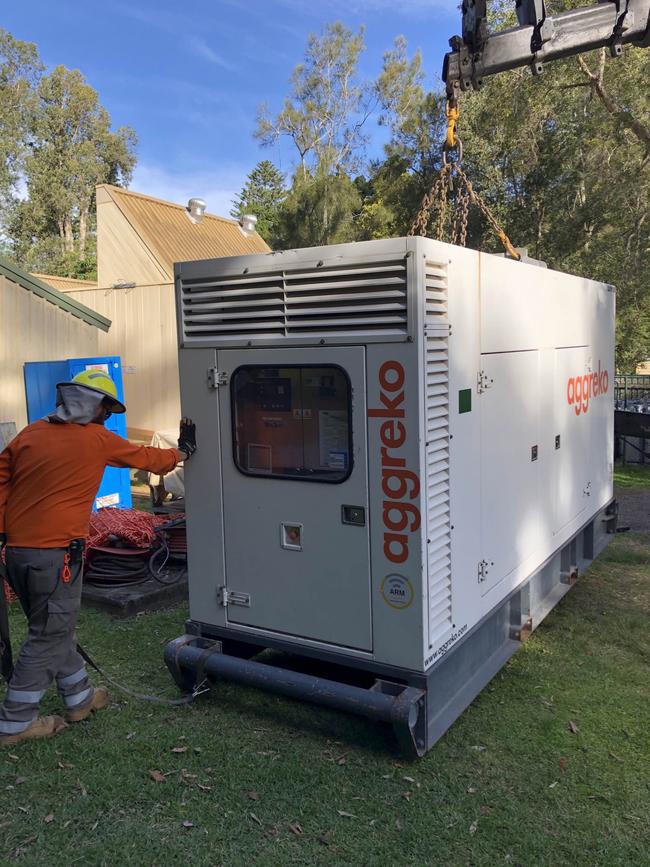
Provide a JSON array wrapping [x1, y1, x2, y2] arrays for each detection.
[[4, 0, 458, 217]]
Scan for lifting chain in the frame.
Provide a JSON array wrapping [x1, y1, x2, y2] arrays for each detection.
[[453, 164, 521, 261], [408, 99, 521, 262], [451, 182, 470, 247], [409, 163, 451, 240]]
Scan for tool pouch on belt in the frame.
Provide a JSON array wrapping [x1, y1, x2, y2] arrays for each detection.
[[68, 539, 85, 564], [59, 539, 85, 584]]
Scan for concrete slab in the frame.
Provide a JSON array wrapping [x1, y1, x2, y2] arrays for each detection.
[[82, 575, 188, 618]]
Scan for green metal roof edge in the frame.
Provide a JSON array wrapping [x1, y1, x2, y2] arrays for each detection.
[[0, 257, 111, 333]]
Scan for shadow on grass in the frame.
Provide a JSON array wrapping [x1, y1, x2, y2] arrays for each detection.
[[194, 677, 403, 760]]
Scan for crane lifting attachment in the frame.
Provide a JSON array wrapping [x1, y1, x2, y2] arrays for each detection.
[[443, 0, 650, 100]]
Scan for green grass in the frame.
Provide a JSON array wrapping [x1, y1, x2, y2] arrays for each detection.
[[613, 463, 650, 489], [2, 533, 650, 866]]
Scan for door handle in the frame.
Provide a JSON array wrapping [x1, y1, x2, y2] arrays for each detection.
[[341, 505, 365, 526]]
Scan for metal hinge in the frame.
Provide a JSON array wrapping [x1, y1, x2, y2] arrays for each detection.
[[218, 586, 251, 608], [477, 370, 493, 393], [208, 367, 229, 389], [478, 559, 490, 583]]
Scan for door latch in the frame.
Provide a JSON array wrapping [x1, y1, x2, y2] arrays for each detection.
[[218, 586, 251, 607], [478, 559, 490, 583], [477, 371, 493, 393]]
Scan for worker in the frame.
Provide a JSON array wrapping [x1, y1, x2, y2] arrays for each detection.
[[0, 370, 197, 746]]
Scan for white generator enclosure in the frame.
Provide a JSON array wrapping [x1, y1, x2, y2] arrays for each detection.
[[165, 237, 616, 757]]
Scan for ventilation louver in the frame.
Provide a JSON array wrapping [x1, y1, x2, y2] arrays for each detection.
[[424, 260, 448, 320], [425, 333, 452, 642], [180, 259, 409, 344], [423, 259, 451, 644]]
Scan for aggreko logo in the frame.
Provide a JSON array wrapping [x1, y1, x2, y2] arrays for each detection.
[[567, 361, 609, 416], [368, 361, 421, 564]]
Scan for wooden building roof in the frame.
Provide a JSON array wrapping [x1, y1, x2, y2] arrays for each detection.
[[31, 273, 98, 292], [97, 184, 270, 278]]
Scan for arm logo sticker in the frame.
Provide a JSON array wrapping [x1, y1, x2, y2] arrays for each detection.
[[381, 574, 414, 609]]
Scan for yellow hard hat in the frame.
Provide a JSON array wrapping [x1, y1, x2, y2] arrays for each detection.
[[59, 370, 126, 413]]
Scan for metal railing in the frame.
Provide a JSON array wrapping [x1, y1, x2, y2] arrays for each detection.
[[615, 375, 650, 405]]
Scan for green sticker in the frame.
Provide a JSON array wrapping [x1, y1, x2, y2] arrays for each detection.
[[459, 389, 472, 414]]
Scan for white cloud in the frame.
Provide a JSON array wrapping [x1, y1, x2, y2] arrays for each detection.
[[185, 37, 235, 71], [130, 161, 251, 218], [109, 4, 238, 71]]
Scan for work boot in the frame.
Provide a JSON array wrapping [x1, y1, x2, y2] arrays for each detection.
[[0, 715, 68, 747], [65, 685, 109, 723]]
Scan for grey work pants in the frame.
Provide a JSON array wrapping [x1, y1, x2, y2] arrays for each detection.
[[0, 548, 92, 736]]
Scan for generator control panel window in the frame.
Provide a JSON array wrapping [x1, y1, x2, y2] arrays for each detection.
[[231, 365, 352, 482]]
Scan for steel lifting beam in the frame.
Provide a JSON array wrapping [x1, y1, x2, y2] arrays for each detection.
[[164, 635, 428, 758], [443, 0, 650, 98]]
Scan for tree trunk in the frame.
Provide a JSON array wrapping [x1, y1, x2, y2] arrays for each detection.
[[79, 207, 88, 255], [322, 178, 330, 245], [57, 219, 66, 254], [534, 203, 545, 260], [63, 215, 74, 253]]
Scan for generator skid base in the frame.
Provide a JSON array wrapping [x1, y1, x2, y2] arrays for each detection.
[[165, 501, 614, 758], [170, 236, 616, 758], [165, 634, 427, 757]]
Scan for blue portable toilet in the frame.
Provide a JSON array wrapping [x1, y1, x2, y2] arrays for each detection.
[[23, 356, 133, 511]]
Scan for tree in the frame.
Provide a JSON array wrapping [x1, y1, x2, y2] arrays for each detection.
[[354, 37, 447, 239], [230, 160, 287, 246], [255, 22, 373, 248], [275, 169, 361, 248], [256, 22, 372, 178], [0, 29, 42, 204], [6, 65, 137, 277]]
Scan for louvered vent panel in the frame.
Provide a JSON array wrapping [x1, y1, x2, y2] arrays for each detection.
[[180, 259, 408, 343], [426, 333, 452, 644], [425, 261, 448, 322]]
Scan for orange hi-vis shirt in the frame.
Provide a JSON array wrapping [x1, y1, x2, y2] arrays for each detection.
[[0, 421, 179, 548]]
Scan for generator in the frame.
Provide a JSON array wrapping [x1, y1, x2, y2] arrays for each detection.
[[165, 237, 616, 756]]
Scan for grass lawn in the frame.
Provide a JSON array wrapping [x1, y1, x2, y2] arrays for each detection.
[[2, 533, 649, 865], [613, 463, 650, 489]]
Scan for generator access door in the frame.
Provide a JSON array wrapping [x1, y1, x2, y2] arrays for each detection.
[[479, 350, 545, 595], [218, 347, 372, 651]]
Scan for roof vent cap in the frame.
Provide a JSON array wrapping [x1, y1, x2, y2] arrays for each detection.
[[239, 213, 258, 236], [186, 197, 207, 224]]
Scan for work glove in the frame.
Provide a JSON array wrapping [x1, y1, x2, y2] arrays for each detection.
[[178, 418, 197, 460]]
